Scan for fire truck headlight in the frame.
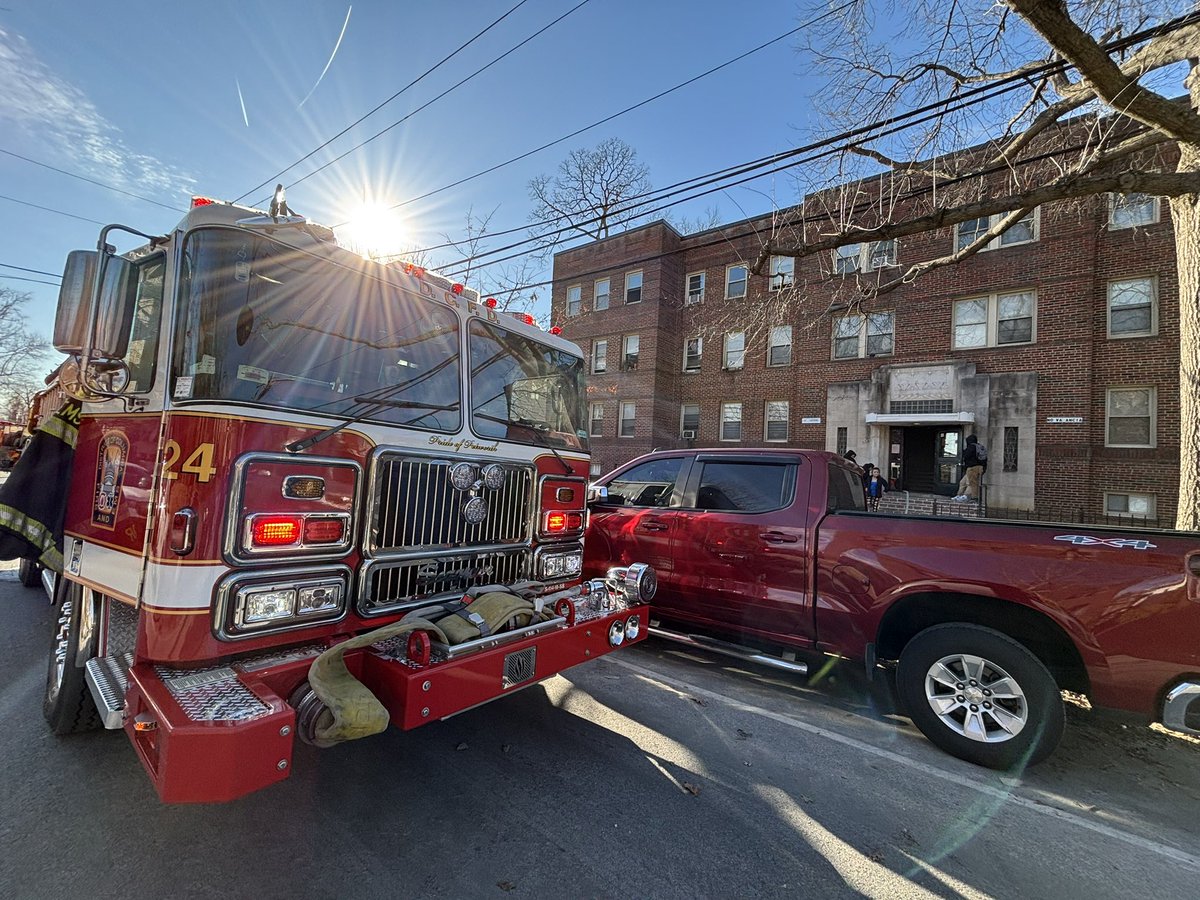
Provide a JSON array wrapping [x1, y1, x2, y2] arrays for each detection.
[[297, 582, 342, 615], [237, 587, 296, 626], [481, 463, 505, 491], [538, 548, 582, 581], [449, 462, 479, 491]]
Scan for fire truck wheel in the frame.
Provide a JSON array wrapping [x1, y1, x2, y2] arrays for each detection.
[[42, 577, 101, 734], [18, 557, 41, 588], [897, 623, 1064, 771]]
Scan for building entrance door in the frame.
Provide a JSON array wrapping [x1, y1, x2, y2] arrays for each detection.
[[897, 426, 962, 495]]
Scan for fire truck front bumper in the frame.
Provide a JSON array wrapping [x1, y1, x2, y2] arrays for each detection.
[[122, 593, 650, 803]]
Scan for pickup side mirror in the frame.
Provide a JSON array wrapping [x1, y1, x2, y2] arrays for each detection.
[[587, 484, 609, 504]]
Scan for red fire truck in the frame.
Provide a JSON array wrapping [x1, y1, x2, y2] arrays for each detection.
[[25, 193, 655, 803]]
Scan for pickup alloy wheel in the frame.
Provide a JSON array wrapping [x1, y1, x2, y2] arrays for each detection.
[[897, 623, 1064, 770]]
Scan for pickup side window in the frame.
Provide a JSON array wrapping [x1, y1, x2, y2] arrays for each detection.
[[694, 461, 795, 512], [604, 457, 685, 508], [827, 463, 866, 512]]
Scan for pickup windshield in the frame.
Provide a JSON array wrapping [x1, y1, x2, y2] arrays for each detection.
[[173, 227, 462, 432], [468, 319, 588, 451]]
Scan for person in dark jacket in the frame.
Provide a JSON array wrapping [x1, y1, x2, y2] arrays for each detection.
[[866, 466, 889, 511], [954, 433, 988, 502]]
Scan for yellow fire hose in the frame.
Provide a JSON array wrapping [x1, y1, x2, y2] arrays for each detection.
[[306, 592, 553, 746]]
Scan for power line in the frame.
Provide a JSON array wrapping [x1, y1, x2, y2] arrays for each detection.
[[335, 1, 857, 227], [0, 263, 61, 279], [433, 10, 1199, 277], [0, 193, 106, 226], [233, 0, 535, 203], [0, 148, 185, 213], [253, 0, 594, 204], [0, 274, 60, 287]]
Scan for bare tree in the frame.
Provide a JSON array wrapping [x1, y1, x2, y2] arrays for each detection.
[[757, 1, 1200, 529], [437, 207, 544, 319], [527, 137, 654, 257], [0, 287, 50, 392]]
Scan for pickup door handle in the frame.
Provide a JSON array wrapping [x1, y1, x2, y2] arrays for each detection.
[[761, 530, 798, 544], [638, 522, 669, 532]]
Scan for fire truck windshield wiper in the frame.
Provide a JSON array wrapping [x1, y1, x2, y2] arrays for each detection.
[[285, 398, 459, 453], [474, 413, 575, 475]]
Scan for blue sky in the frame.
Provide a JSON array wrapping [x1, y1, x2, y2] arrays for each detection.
[[0, 0, 825, 383]]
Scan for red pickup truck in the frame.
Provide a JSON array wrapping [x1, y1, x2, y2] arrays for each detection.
[[584, 448, 1200, 770]]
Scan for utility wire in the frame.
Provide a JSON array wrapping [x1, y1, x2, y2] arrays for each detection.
[[251, 0, 593, 205], [0, 148, 185, 213], [0, 274, 60, 287], [0, 193, 106, 226], [333, 0, 857, 227], [433, 10, 1199, 275], [0, 262, 61, 279], [234, 0, 535, 203]]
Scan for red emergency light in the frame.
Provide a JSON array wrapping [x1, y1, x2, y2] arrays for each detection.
[[451, 283, 464, 295], [191, 197, 216, 207], [549, 326, 562, 335], [251, 516, 302, 546], [485, 298, 498, 308]]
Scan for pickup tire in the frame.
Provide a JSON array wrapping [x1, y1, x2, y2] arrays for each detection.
[[43, 577, 101, 735], [897, 623, 1064, 770], [18, 557, 41, 588]]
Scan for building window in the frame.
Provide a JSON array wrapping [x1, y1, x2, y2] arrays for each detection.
[[723, 331, 745, 370], [589, 461, 602, 477], [767, 326, 793, 366], [681, 403, 700, 438], [619, 401, 636, 438], [686, 272, 705, 305], [592, 339, 608, 374], [833, 311, 894, 359], [1003, 426, 1018, 472], [594, 278, 610, 311], [720, 402, 742, 441], [589, 402, 604, 436], [769, 255, 794, 290], [622, 334, 640, 370], [684, 336, 702, 372], [952, 290, 1035, 349], [625, 271, 643, 304], [1106, 386, 1156, 448], [725, 264, 747, 299], [567, 285, 581, 316], [1109, 193, 1159, 229], [1104, 491, 1157, 519], [836, 426, 848, 456], [765, 401, 789, 441], [833, 241, 897, 275], [955, 210, 1039, 252], [1108, 276, 1157, 338]]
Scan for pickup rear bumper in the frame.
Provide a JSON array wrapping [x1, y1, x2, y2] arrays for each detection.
[[121, 605, 648, 803]]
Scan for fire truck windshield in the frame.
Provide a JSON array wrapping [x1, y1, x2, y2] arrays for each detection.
[[174, 228, 462, 432], [468, 319, 588, 451]]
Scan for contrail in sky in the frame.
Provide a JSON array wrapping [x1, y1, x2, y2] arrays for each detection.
[[299, 5, 352, 109], [236, 77, 250, 127]]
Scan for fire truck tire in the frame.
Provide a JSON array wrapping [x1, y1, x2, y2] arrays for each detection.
[[897, 623, 1064, 771], [18, 557, 41, 587], [42, 577, 101, 735]]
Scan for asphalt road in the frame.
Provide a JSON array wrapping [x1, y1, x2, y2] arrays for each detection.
[[1, 561, 1198, 900]]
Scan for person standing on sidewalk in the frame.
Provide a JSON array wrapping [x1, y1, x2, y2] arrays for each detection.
[[954, 434, 987, 502]]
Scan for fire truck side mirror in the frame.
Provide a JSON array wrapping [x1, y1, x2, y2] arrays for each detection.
[[54, 250, 97, 354], [54, 250, 137, 365]]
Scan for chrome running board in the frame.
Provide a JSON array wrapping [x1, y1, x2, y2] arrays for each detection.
[[648, 625, 809, 675], [85, 652, 133, 729], [1162, 681, 1200, 736]]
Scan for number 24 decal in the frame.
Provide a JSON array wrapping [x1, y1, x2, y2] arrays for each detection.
[[162, 441, 218, 483]]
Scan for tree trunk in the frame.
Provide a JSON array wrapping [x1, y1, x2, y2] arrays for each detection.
[[1173, 165, 1200, 531]]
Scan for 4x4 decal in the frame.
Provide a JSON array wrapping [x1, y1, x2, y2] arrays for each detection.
[[1054, 534, 1158, 550]]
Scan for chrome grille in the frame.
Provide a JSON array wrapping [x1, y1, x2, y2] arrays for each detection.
[[371, 453, 534, 554], [503, 647, 537, 688], [360, 551, 530, 614]]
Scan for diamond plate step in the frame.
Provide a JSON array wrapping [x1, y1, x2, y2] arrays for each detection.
[[85, 652, 133, 729]]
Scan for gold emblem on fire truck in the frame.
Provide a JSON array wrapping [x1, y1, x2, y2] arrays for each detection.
[[92, 431, 130, 530]]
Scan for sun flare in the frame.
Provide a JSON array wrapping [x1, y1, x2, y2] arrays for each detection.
[[341, 201, 409, 261]]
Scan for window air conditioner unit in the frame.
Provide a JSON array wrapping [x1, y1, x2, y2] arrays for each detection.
[[682, 429, 697, 439]]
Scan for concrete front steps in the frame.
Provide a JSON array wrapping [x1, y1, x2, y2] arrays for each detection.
[[873, 491, 985, 518]]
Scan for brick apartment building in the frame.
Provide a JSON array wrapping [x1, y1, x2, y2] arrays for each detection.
[[550, 172, 1181, 523]]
